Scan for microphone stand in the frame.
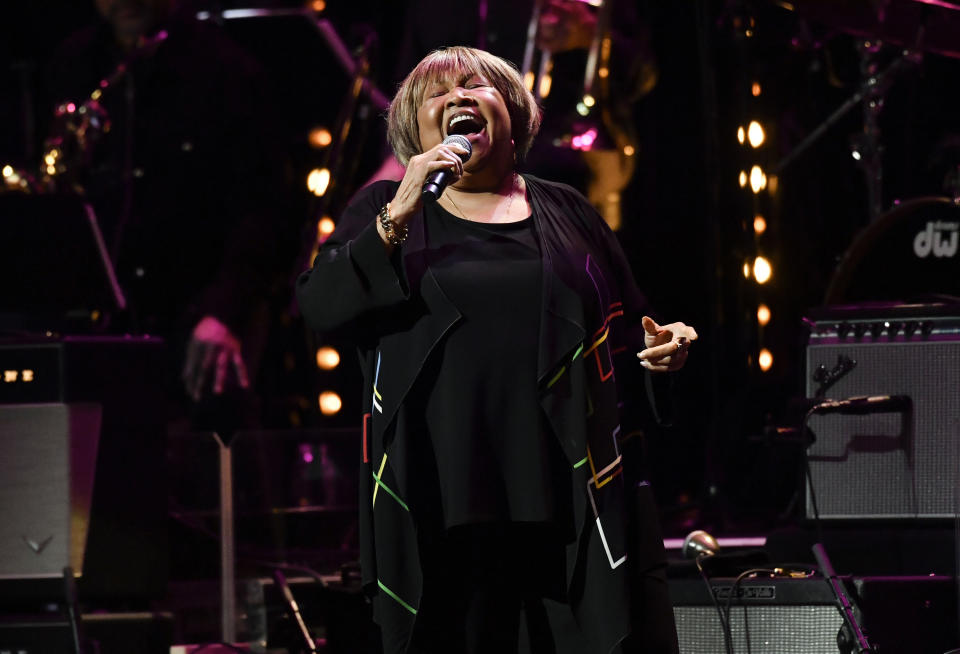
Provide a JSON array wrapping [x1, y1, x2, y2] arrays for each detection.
[[812, 544, 874, 654], [272, 570, 318, 654]]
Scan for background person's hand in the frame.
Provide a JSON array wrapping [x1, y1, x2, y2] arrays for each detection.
[[637, 315, 697, 372], [182, 315, 250, 401]]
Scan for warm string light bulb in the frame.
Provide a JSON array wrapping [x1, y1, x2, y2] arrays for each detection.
[[758, 348, 773, 372], [318, 391, 342, 415], [753, 255, 772, 284], [757, 304, 771, 326], [747, 121, 765, 148]]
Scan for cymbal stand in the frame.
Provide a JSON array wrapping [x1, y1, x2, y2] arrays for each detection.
[[854, 40, 886, 223], [773, 45, 918, 223]]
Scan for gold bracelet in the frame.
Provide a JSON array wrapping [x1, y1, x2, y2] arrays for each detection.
[[378, 203, 408, 246]]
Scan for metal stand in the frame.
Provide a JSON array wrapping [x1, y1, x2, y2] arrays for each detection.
[[812, 543, 874, 654], [195, 6, 388, 111], [214, 432, 237, 645], [773, 44, 918, 223]]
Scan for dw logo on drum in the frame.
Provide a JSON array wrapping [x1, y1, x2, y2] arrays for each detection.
[[913, 220, 959, 258]]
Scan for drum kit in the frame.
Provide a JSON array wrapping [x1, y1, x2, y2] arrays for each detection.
[[774, 0, 960, 304]]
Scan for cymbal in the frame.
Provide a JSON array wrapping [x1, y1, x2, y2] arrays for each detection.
[[786, 0, 960, 58]]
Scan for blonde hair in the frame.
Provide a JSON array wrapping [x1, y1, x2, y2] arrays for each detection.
[[387, 46, 542, 165]]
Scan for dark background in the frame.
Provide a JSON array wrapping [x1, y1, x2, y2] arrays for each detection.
[[3, 0, 959, 540]]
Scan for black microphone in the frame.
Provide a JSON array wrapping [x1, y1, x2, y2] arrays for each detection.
[[422, 134, 472, 201], [810, 395, 911, 415]]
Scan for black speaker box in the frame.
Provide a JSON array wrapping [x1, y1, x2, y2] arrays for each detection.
[[0, 611, 174, 654], [804, 304, 960, 519]]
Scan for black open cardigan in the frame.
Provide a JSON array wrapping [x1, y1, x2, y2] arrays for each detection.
[[296, 175, 669, 653]]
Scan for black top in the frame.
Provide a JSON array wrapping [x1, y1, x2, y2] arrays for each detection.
[[416, 201, 568, 528]]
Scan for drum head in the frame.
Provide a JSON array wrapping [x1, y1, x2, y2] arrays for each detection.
[[824, 197, 960, 304]]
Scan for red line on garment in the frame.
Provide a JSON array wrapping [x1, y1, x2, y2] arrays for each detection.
[[362, 413, 371, 463]]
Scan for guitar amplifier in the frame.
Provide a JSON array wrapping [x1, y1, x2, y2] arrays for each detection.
[[804, 304, 960, 519], [671, 574, 958, 654], [671, 576, 845, 654], [0, 336, 169, 600]]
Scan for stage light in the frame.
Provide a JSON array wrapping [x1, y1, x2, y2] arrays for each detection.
[[318, 391, 342, 416], [308, 127, 333, 148], [749, 165, 767, 193], [21, 370, 34, 382], [747, 121, 765, 147], [739, 170, 747, 187], [737, 126, 745, 145], [4, 370, 17, 382], [576, 102, 589, 116], [753, 255, 772, 284], [767, 175, 779, 194], [309, 0, 326, 11], [623, 145, 635, 156], [316, 346, 340, 370], [539, 73, 552, 99], [583, 94, 596, 108], [757, 303, 771, 326], [307, 168, 330, 196], [2, 165, 12, 178], [852, 150, 862, 161], [318, 216, 335, 238], [752, 81, 762, 96], [598, 66, 609, 79], [743, 261, 751, 278], [524, 72, 535, 92], [753, 214, 767, 234], [758, 348, 773, 371]]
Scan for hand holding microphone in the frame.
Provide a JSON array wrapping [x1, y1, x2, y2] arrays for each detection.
[[422, 134, 472, 201], [379, 136, 472, 248]]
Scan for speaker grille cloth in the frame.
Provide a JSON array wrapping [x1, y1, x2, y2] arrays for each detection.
[[674, 605, 844, 654], [806, 341, 960, 518]]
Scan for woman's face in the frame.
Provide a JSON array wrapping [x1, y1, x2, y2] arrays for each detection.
[[416, 71, 514, 172]]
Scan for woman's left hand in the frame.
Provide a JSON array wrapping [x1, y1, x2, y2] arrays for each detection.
[[637, 315, 697, 372]]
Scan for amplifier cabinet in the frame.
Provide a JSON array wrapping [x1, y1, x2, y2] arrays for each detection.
[[0, 404, 100, 580], [670, 577, 844, 654], [804, 307, 960, 519], [0, 336, 168, 600]]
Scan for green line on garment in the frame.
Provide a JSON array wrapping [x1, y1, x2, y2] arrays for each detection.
[[571, 343, 584, 361], [371, 472, 410, 512], [378, 580, 418, 615], [574, 457, 588, 469], [547, 366, 566, 388]]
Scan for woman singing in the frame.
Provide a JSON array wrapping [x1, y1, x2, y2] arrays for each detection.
[[296, 46, 696, 654]]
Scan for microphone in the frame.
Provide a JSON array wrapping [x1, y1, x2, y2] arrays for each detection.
[[682, 530, 720, 559], [422, 134, 472, 201], [810, 395, 911, 415]]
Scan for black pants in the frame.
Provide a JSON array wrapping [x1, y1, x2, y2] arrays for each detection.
[[407, 521, 679, 654], [408, 522, 567, 654]]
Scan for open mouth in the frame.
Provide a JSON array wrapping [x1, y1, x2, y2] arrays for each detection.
[[446, 112, 486, 137]]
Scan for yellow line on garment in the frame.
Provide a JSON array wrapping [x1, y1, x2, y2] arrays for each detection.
[[371, 454, 410, 512], [373, 385, 382, 401], [372, 453, 387, 507], [582, 327, 610, 358]]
